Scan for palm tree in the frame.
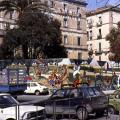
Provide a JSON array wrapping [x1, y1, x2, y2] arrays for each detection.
[[0, 0, 49, 19], [0, 0, 50, 59]]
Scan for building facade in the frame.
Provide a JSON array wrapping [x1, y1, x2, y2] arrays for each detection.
[[47, 0, 88, 60], [87, 6, 120, 61]]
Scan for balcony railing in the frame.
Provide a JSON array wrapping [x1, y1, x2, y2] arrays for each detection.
[[95, 50, 102, 55], [96, 21, 102, 27], [88, 23, 92, 29]]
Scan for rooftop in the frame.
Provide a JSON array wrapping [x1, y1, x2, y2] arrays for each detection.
[[64, 0, 87, 6], [87, 5, 120, 16]]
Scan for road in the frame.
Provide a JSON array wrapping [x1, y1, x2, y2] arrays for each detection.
[[45, 115, 120, 120]]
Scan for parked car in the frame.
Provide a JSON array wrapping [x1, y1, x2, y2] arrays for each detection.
[[0, 93, 45, 120], [24, 81, 49, 95], [108, 89, 120, 114], [43, 85, 109, 120]]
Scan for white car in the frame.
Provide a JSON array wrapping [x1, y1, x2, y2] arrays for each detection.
[[24, 81, 49, 95], [0, 93, 45, 120]]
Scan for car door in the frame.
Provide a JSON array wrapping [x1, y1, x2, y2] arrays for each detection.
[[29, 82, 39, 93], [45, 89, 69, 115], [25, 82, 31, 93], [87, 87, 107, 109], [25, 82, 37, 94], [84, 87, 97, 109], [67, 88, 82, 114]]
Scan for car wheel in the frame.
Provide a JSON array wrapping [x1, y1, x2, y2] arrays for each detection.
[[107, 105, 116, 115], [35, 90, 40, 95], [76, 107, 88, 120]]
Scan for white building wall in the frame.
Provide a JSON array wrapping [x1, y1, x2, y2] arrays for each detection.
[[87, 9, 120, 61], [113, 12, 120, 24], [87, 11, 110, 61]]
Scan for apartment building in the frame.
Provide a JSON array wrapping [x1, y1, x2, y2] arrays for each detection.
[[46, 0, 88, 60], [87, 6, 120, 61]]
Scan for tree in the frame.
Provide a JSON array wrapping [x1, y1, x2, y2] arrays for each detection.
[[1, 10, 67, 59], [0, 0, 67, 59], [106, 22, 120, 62], [0, 0, 49, 18]]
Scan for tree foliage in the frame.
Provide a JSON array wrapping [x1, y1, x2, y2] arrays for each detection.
[[1, 10, 67, 59], [0, 0, 67, 59], [106, 22, 120, 62], [0, 0, 49, 18]]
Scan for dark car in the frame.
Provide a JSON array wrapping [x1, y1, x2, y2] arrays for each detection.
[[44, 85, 108, 120]]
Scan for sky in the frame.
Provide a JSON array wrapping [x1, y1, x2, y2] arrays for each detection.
[[86, 0, 120, 10]]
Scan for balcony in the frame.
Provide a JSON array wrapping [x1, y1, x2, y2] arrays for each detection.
[[97, 35, 102, 39], [88, 23, 92, 29], [96, 21, 102, 27]]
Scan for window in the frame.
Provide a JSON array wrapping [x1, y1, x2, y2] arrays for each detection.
[[88, 88, 95, 96], [78, 52, 82, 59], [99, 42, 101, 52], [99, 16, 102, 24], [77, 7, 80, 13], [99, 29, 101, 35], [87, 31, 89, 40], [64, 35, 68, 44], [63, 17, 68, 28], [89, 44, 92, 50], [77, 18, 81, 30], [90, 30, 92, 40], [90, 44, 92, 47], [97, 16, 102, 27], [77, 37, 81, 46], [51, 1, 54, 8], [31, 83, 37, 87], [97, 29, 102, 39], [93, 88, 101, 96], [70, 89, 78, 97], [10, 11, 13, 19], [64, 3, 67, 10], [54, 89, 67, 97]]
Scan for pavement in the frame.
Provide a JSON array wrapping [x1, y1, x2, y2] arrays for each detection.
[[44, 115, 120, 120]]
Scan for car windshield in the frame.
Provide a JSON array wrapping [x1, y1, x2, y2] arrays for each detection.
[[39, 83, 44, 86], [0, 95, 18, 108], [52, 89, 68, 97]]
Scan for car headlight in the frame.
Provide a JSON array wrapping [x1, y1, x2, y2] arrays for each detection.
[[21, 110, 45, 120]]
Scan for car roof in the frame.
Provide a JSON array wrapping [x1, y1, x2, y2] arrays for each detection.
[[26, 81, 36, 83], [61, 83, 89, 89]]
